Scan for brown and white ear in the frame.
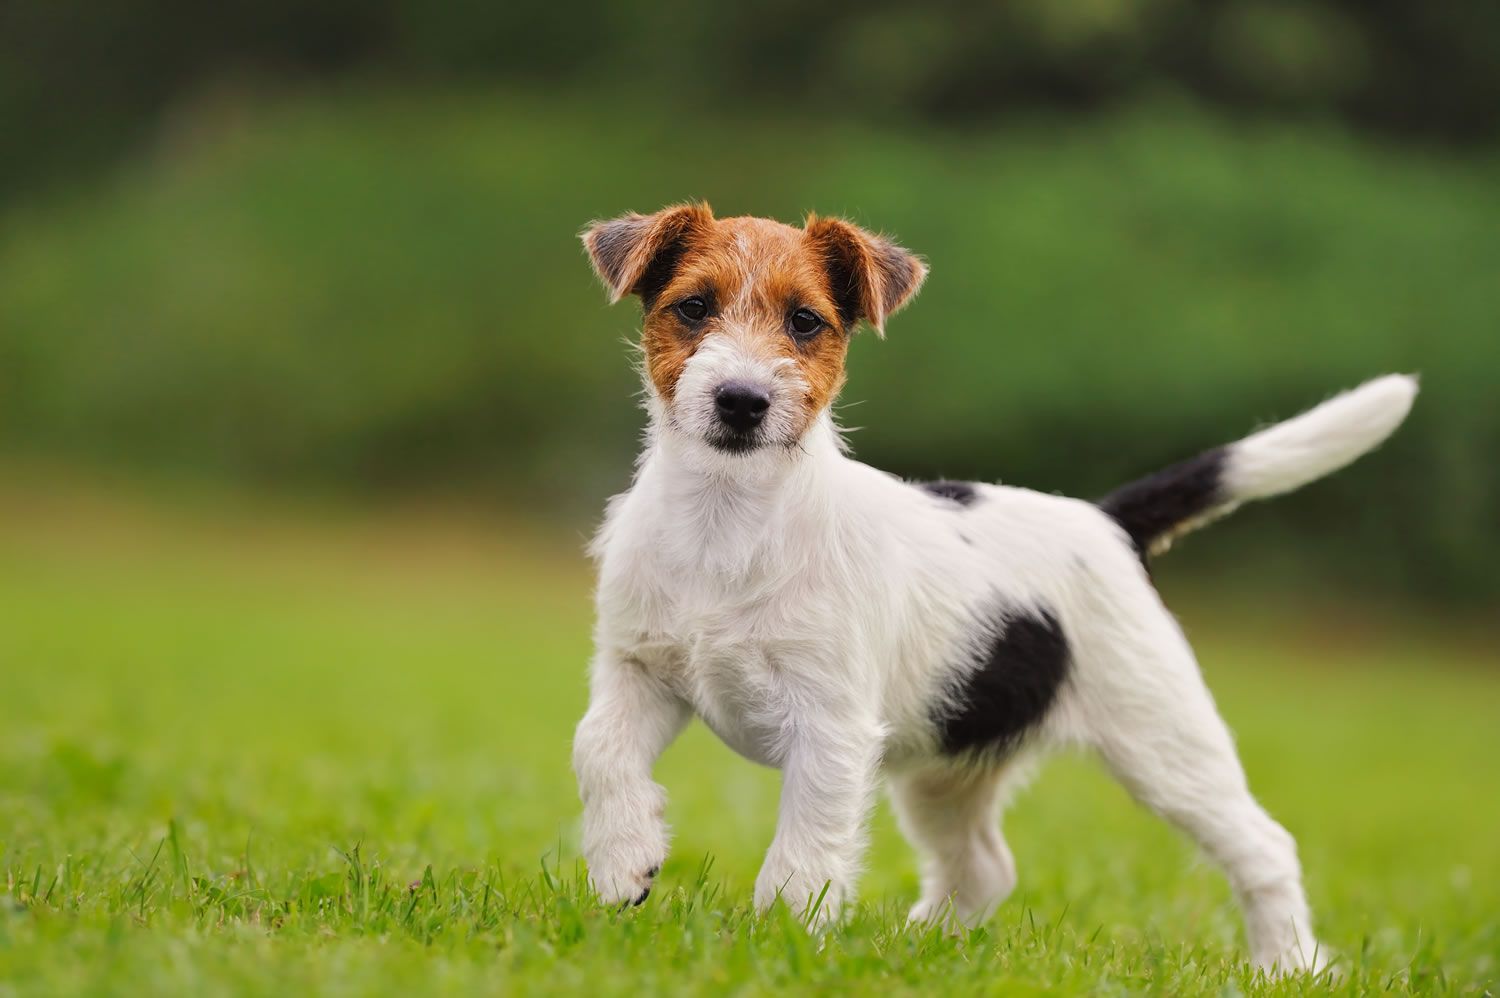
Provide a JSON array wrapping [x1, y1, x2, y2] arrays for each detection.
[[804, 216, 928, 336], [580, 202, 713, 305]]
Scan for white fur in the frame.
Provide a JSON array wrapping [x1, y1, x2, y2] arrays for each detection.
[[574, 351, 1415, 974], [1226, 374, 1417, 502], [1147, 374, 1418, 556]]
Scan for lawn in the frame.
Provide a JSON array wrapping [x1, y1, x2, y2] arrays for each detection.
[[0, 477, 1495, 995]]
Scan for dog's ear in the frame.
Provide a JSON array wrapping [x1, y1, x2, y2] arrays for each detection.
[[804, 216, 927, 336], [581, 202, 714, 306]]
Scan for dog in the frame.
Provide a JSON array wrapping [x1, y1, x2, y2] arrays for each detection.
[[571, 202, 1416, 974]]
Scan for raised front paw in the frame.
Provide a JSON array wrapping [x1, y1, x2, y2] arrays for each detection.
[[754, 852, 845, 929], [589, 855, 661, 907], [582, 793, 669, 907]]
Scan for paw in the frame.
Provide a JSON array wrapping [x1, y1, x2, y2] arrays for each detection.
[[585, 830, 664, 907], [907, 895, 959, 931], [590, 858, 661, 908], [754, 854, 844, 928], [907, 876, 1008, 931], [582, 791, 668, 907], [1255, 939, 1336, 979]]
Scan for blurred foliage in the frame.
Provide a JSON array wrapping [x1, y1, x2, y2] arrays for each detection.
[[3, 0, 1499, 201], [0, 92, 1496, 600]]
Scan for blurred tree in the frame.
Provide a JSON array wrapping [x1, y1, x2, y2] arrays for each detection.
[[1, 3, 1495, 602], [2, 0, 1497, 202]]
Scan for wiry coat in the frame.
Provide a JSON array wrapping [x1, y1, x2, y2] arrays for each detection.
[[571, 203, 1416, 975]]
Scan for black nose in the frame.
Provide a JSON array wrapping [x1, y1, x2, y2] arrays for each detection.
[[714, 382, 771, 433]]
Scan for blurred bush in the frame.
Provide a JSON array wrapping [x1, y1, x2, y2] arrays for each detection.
[[0, 93, 1495, 600], [3, 0, 1498, 202]]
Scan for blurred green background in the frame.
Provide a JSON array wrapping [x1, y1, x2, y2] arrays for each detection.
[[2, 0, 1498, 602]]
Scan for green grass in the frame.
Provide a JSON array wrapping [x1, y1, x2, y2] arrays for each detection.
[[0, 478, 1496, 994]]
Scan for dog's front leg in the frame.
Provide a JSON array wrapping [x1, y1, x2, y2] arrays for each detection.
[[573, 652, 690, 906], [754, 713, 882, 928]]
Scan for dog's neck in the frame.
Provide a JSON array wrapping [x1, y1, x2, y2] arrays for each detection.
[[648, 412, 842, 502], [636, 406, 845, 572]]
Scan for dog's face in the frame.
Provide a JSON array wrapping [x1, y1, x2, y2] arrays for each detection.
[[583, 203, 926, 455]]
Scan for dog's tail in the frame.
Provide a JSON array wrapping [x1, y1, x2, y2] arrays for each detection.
[[1099, 374, 1418, 559]]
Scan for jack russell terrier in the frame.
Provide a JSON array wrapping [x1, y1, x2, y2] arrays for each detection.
[[572, 202, 1415, 974]]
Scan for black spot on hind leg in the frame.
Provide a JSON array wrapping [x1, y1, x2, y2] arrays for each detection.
[[934, 603, 1070, 757]]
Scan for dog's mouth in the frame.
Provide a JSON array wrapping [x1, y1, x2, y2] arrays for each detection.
[[703, 427, 765, 454]]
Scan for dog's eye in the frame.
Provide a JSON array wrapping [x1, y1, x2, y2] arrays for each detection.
[[789, 308, 823, 339], [676, 297, 709, 323]]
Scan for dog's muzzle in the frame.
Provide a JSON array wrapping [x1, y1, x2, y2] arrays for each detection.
[[707, 381, 770, 453]]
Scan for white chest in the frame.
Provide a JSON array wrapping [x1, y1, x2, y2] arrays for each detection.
[[603, 561, 856, 770], [637, 632, 792, 767], [590, 444, 905, 767]]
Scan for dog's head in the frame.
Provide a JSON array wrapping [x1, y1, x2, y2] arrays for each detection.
[[582, 203, 926, 455]]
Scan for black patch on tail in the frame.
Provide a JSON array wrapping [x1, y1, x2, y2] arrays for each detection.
[[919, 480, 980, 506], [1097, 447, 1228, 560], [934, 604, 1070, 757]]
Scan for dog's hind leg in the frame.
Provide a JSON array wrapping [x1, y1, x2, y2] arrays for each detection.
[[1076, 601, 1326, 975], [891, 761, 1022, 927]]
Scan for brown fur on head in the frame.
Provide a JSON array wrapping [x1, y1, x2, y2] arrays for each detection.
[[582, 203, 926, 449]]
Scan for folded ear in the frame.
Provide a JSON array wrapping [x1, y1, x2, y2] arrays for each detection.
[[580, 202, 714, 305], [804, 216, 927, 336]]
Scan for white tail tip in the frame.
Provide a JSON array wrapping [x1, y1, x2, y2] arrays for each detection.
[[1224, 374, 1418, 502]]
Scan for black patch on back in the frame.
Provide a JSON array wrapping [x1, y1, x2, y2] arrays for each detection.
[[1097, 447, 1227, 560], [919, 480, 980, 507], [935, 604, 1070, 757]]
